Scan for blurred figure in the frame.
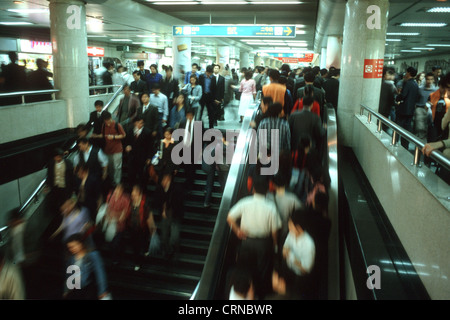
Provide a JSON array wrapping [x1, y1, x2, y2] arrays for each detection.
[[115, 84, 140, 129], [0, 51, 27, 105], [169, 94, 186, 129], [26, 58, 53, 102], [153, 127, 178, 184], [46, 148, 75, 215], [6, 208, 27, 266], [75, 164, 102, 220], [183, 74, 202, 120], [102, 111, 126, 187], [0, 246, 26, 299], [235, 70, 256, 123], [63, 233, 110, 300], [161, 65, 179, 110], [130, 71, 148, 101], [228, 268, 254, 300]]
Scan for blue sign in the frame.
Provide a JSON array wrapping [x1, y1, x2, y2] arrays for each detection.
[[173, 25, 295, 38]]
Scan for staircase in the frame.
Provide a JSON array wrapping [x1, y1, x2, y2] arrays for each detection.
[[22, 165, 223, 300]]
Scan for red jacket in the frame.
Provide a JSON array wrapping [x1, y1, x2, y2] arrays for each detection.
[[291, 98, 320, 117]]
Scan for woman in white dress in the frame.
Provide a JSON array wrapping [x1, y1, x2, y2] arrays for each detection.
[[236, 70, 257, 123]]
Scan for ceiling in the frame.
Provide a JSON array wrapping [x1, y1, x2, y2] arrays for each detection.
[[0, 0, 448, 61]]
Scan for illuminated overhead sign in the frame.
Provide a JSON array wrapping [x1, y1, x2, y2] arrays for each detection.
[[269, 53, 315, 63], [19, 40, 52, 54], [173, 25, 295, 38], [87, 47, 105, 57]]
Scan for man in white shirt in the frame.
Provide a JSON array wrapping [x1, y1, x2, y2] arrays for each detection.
[[73, 138, 108, 182], [282, 208, 315, 298], [149, 83, 169, 138], [227, 175, 281, 299]]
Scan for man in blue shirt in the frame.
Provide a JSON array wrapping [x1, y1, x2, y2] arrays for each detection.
[[149, 83, 169, 138], [184, 63, 199, 85], [396, 66, 419, 149], [199, 65, 216, 128]]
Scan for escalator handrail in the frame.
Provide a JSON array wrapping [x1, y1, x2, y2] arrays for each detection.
[[360, 104, 450, 171], [192, 95, 262, 300]]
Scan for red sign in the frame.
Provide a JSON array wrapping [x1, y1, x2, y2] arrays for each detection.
[[87, 47, 105, 57], [274, 54, 314, 64], [363, 59, 384, 78]]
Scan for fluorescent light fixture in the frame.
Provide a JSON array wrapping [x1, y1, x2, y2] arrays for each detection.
[[137, 35, 160, 38], [426, 7, 450, 13], [110, 39, 132, 41], [7, 8, 49, 14], [426, 43, 450, 47], [286, 43, 308, 46], [412, 47, 435, 50], [400, 50, 421, 52], [399, 22, 447, 27], [201, 1, 248, 4], [88, 35, 107, 38], [0, 22, 32, 25], [295, 30, 306, 34], [386, 39, 401, 41], [386, 32, 420, 36], [153, 1, 199, 4], [251, 1, 303, 4]]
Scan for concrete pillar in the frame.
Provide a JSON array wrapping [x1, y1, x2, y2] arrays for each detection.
[[337, 0, 389, 146], [326, 35, 342, 69], [49, 0, 89, 127], [172, 37, 191, 82], [240, 51, 250, 70], [216, 46, 230, 71], [264, 57, 271, 68], [320, 47, 327, 69], [254, 55, 263, 67]]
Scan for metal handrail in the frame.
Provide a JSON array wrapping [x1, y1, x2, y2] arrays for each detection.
[[192, 95, 261, 300], [360, 104, 450, 172], [0, 89, 60, 98], [103, 84, 124, 112], [89, 85, 122, 91]]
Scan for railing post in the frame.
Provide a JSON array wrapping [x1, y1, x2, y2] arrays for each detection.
[[391, 131, 398, 146], [377, 119, 382, 133], [360, 107, 364, 116], [367, 113, 372, 124], [21, 95, 25, 104], [413, 146, 422, 167]]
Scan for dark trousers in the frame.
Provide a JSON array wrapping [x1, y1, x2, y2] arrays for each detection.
[[160, 216, 181, 257], [238, 237, 274, 299], [395, 114, 413, 149], [127, 157, 147, 189], [184, 163, 196, 190], [200, 93, 216, 128]]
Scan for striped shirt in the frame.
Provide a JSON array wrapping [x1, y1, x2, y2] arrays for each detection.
[[257, 117, 291, 153]]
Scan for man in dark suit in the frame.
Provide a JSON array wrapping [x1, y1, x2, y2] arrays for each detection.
[[137, 60, 152, 92], [138, 92, 159, 152], [124, 115, 153, 188], [199, 65, 217, 129], [130, 71, 148, 101], [87, 100, 106, 149], [178, 108, 205, 191], [161, 65, 180, 110], [46, 148, 75, 214], [116, 84, 140, 130], [212, 64, 226, 122]]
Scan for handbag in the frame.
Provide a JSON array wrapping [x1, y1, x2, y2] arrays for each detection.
[[148, 232, 161, 256], [151, 140, 163, 166], [104, 219, 117, 242]]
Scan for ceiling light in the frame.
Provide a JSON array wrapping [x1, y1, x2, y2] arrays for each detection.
[[399, 22, 447, 27], [137, 35, 160, 38], [0, 22, 33, 25], [411, 47, 435, 50], [386, 39, 401, 41], [286, 43, 308, 47], [386, 32, 420, 36], [426, 7, 450, 13], [426, 43, 450, 47], [152, 1, 199, 4], [200, 1, 248, 4], [88, 35, 107, 38], [250, 1, 303, 4], [7, 9, 49, 14], [110, 39, 132, 41], [400, 50, 422, 52]]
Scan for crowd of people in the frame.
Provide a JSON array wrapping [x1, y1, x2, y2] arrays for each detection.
[[379, 65, 450, 181], [1, 57, 448, 300]]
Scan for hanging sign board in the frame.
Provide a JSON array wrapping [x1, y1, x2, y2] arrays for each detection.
[[173, 25, 295, 38]]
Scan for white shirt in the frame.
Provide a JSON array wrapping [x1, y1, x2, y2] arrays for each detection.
[[283, 231, 315, 276], [134, 127, 143, 137], [54, 160, 66, 188], [142, 103, 151, 114], [228, 194, 281, 238], [73, 145, 109, 168], [184, 119, 194, 147]]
